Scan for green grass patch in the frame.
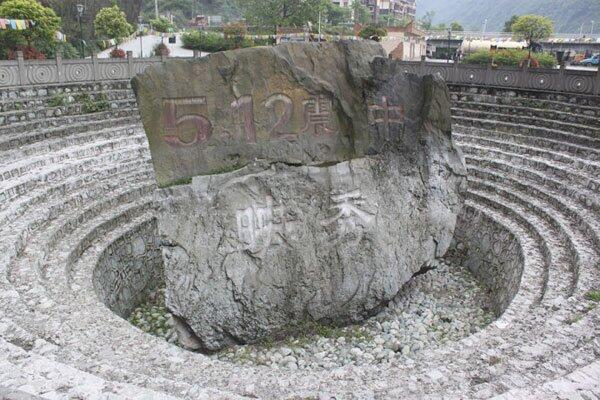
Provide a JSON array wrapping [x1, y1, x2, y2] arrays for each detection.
[[47, 94, 66, 107], [208, 163, 245, 175], [584, 290, 600, 302], [159, 176, 193, 188]]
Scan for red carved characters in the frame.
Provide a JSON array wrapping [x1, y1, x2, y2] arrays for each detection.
[[161, 94, 339, 146], [163, 98, 212, 146], [301, 95, 337, 136]]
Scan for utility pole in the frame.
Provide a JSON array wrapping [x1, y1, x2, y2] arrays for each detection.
[[592, 21, 595, 35], [580, 23, 584, 38], [76, 4, 84, 58], [155, 0, 159, 19], [482, 18, 488, 39], [447, 28, 452, 63], [138, 15, 143, 58]]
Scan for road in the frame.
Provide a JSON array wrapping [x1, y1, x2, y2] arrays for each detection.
[[97, 34, 205, 58]]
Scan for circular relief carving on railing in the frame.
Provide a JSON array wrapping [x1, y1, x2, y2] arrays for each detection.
[[424, 66, 449, 80], [28, 65, 54, 84], [101, 63, 128, 80], [66, 64, 93, 82], [566, 75, 593, 93], [134, 62, 154, 75], [400, 64, 418, 75], [0, 66, 18, 86], [530, 73, 553, 90], [494, 71, 517, 86], [462, 69, 482, 84]]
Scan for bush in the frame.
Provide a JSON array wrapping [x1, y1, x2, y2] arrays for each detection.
[[181, 31, 257, 52], [153, 42, 170, 57], [7, 45, 45, 60], [463, 49, 557, 68], [223, 22, 247, 38], [358, 25, 387, 41], [109, 48, 126, 58], [79, 92, 109, 113], [38, 41, 80, 59]]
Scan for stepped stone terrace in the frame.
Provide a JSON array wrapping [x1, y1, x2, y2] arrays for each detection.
[[0, 50, 599, 399]]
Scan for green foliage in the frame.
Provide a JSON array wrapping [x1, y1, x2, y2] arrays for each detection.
[[585, 290, 600, 302], [181, 30, 257, 52], [503, 15, 519, 33], [450, 22, 463, 31], [0, 0, 61, 51], [358, 25, 388, 41], [324, 2, 351, 26], [352, 1, 371, 25], [37, 40, 80, 59], [47, 93, 66, 107], [94, 4, 134, 45], [78, 92, 109, 114], [463, 49, 557, 68], [150, 16, 173, 33], [419, 10, 435, 30], [511, 15, 553, 44], [234, 0, 328, 30]]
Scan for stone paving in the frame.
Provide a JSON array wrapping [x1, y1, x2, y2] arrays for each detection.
[[0, 80, 598, 399]]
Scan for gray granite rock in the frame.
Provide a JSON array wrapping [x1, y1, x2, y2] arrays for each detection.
[[148, 43, 467, 351]]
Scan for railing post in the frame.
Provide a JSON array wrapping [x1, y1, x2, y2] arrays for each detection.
[[56, 53, 64, 83], [193, 50, 199, 58], [161, 53, 167, 64], [16, 51, 26, 85], [451, 58, 459, 84], [127, 51, 134, 78], [595, 67, 600, 96], [420, 55, 426, 76], [92, 52, 99, 81], [558, 63, 566, 93], [484, 63, 493, 87]]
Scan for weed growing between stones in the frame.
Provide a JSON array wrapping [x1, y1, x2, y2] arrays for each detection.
[[74, 92, 110, 113], [584, 290, 600, 302], [48, 94, 66, 107], [128, 260, 494, 370]]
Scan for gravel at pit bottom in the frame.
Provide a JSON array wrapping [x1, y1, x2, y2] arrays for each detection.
[[128, 259, 494, 370]]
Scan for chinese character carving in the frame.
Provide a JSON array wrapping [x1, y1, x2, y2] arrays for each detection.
[[236, 197, 300, 258], [163, 97, 212, 146], [231, 95, 257, 143], [322, 190, 376, 238], [369, 96, 404, 141], [301, 95, 337, 136], [265, 93, 295, 139]]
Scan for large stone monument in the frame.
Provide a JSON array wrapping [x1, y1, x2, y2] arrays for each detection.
[[133, 41, 467, 351]]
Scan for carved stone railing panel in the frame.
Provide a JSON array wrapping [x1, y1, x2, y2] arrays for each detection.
[[394, 60, 600, 96], [1, 51, 599, 97], [0, 63, 19, 87]]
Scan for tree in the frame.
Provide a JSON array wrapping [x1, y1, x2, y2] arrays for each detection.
[[325, 2, 351, 26], [511, 14, 553, 57], [150, 16, 172, 43], [94, 4, 134, 48], [503, 15, 519, 33], [351, 1, 371, 25], [0, 0, 61, 49], [450, 22, 463, 31], [419, 10, 435, 30], [234, 0, 328, 31], [358, 25, 387, 41]]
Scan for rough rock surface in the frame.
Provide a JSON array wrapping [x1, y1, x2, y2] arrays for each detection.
[[135, 41, 467, 351]]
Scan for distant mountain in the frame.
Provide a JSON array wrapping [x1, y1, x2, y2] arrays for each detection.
[[416, 0, 600, 33]]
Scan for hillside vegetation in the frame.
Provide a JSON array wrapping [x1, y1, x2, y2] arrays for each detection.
[[416, 0, 600, 33]]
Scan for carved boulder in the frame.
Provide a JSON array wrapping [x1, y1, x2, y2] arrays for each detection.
[[133, 41, 467, 351]]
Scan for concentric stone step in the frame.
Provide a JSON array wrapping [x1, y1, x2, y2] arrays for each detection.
[[0, 77, 599, 399]]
